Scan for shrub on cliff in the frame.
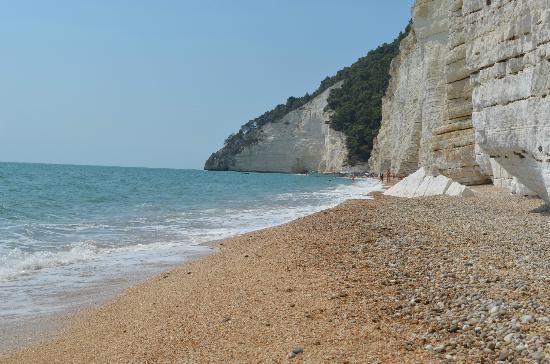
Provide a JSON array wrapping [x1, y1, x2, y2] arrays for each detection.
[[326, 23, 411, 165]]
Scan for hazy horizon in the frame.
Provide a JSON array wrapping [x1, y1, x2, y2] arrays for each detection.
[[0, 0, 412, 169]]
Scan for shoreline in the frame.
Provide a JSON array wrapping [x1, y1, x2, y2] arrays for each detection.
[[0, 247, 215, 353], [3, 184, 548, 362], [0, 179, 384, 354]]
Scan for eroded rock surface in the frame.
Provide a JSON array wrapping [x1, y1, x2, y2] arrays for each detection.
[[370, 0, 451, 178], [205, 84, 347, 173], [370, 0, 550, 201], [370, 0, 489, 185], [466, 0, 550, 201]]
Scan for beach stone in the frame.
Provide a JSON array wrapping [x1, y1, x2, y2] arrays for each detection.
[[291, 347, 304, 355], [288, 347, 304, 359], [504, 333, 515, 344], [498, 350, 508, 361], [519, 314, 533, 323], [531, 350, 544, 361]]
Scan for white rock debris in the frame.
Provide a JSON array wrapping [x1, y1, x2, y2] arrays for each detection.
[[384, 167, 475, 198]]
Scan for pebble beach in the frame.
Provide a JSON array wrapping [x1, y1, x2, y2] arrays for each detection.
[[2, 185, 549, 363]]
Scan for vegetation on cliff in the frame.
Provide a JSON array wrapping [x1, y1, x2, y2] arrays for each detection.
[[205, 22, 411, 169], [326, 24, 410, 164]]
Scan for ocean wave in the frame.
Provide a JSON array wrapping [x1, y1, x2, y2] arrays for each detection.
[[0, 166, 387, 322], [0, 178, 383, 282], [0, 242, 99, 281], [274, 178, 382, 201], [0, 239, 211, 282]]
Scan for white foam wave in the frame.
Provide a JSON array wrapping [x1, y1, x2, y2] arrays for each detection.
[[0, 242, 99, 281]]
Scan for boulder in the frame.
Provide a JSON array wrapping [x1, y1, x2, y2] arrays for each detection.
[[384, 167, 475, 198]]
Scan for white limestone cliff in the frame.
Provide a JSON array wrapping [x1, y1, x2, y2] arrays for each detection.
[[369, 0, 450, 177], [370, 0, 546, 200], [206, 0, 550, 201], [464, 0, 550, 201], [490, 159, 537, 196], [205, 83, 348, 173], [369, 0, 490, 185]]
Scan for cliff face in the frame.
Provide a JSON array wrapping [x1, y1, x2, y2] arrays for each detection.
[[205, 83, 347, 173], [433, 0, 489, 184], [370, 0, 548, 200], [369, 0, 489, 185], [465, 0, 550, 200], [369, 0, 449, 177]]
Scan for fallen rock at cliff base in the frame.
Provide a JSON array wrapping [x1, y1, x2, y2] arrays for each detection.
[[445, 181, 475, 197], [384, 167, 474, 198]]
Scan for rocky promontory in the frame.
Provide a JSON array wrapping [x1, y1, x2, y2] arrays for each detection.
[[204, 83, 348, 173]]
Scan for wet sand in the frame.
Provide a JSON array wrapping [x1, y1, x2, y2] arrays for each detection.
[[0, 249, 213, 353], [2, 186, 549, 363]]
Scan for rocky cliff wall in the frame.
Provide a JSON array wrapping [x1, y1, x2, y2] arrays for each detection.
[[205, 83, 347, 173], [465, 0, 550, 200], [369, 0, 449, 177], [368, 32, 423, 176], [432, 0, 489, 184], [370, 0, 490, 185], [369, 0, 547, 199]]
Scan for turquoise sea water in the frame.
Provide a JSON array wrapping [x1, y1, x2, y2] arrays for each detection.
[[0, 162, 382, 324]]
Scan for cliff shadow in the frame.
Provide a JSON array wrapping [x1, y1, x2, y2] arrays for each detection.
[[530, 203, 550, 216]]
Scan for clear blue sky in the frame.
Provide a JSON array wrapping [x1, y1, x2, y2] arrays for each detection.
[[0, 0, 413, 169]]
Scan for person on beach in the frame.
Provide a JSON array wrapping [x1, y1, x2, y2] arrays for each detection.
[[379, 173, 383, 182], [385, 169, 391, 183]]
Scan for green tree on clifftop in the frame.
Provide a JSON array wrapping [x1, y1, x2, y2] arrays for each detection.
[[326, 23, 411, 164]]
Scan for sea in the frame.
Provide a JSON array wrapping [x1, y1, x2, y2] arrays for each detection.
[[0, 162, 383, 331]]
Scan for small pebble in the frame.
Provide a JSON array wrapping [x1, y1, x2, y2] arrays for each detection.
[[289, 346, 304, 358], [520, 314, 533, 323]]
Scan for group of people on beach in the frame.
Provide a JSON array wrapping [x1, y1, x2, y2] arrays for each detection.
[[348, 170, 400, 183], [379, 169, 399, 183]]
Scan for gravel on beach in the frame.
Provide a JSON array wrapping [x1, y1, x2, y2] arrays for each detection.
[[2, 185, 549, 363]]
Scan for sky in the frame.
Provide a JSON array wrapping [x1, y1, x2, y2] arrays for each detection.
[[0, 0, 413, 169]]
